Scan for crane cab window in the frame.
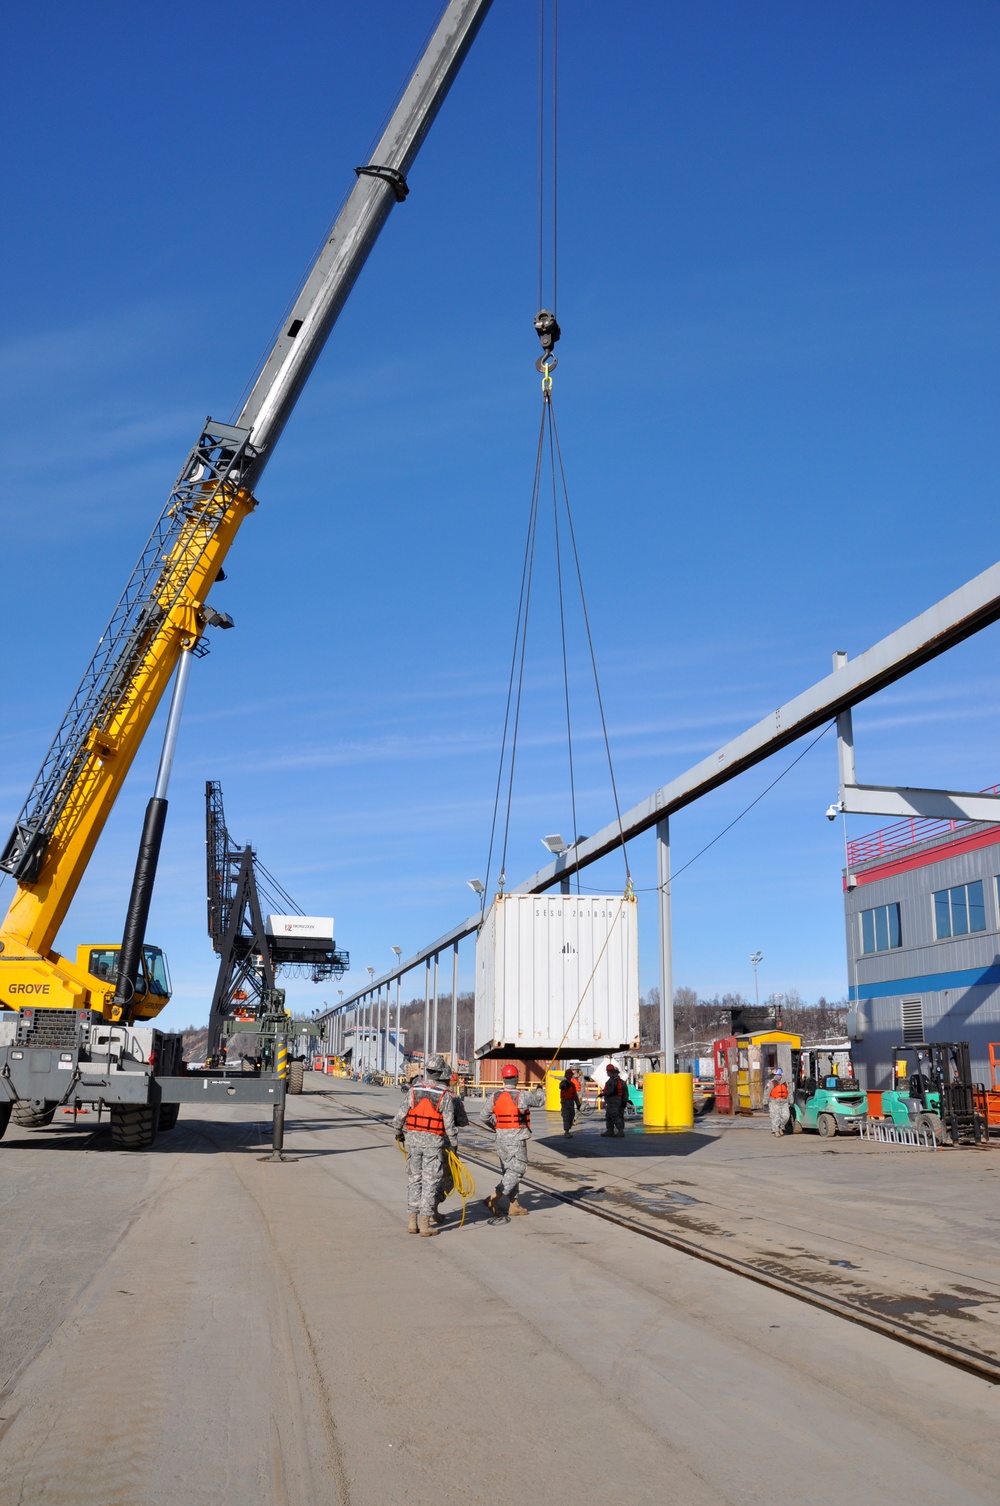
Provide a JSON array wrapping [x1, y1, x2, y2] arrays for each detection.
[[87, 946, 171, 998], [88, 948, 119, 984], [143, 947, 171, 998]]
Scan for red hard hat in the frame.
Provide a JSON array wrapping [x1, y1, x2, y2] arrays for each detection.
[[501, 1064, 519, 1078], [606, 1062, 619, 1073]]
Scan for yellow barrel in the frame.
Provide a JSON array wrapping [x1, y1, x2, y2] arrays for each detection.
[[545, 1069, 564, 1112], [643, 1072, 668, 1127], [643, 1072, 694, 1129], [665, 1072, 695, 1128]]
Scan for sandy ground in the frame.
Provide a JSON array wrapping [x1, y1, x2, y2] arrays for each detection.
[[0, 1079, 997, 1506]]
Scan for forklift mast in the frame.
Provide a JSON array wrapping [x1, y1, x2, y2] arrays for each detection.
[[891, 1041, 987, 1145]]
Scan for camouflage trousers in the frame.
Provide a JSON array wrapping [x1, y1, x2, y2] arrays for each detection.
[[495, 1131, 529, 1197], [404, 1137, 445, 1215], [768, 1099, 790, 1135]]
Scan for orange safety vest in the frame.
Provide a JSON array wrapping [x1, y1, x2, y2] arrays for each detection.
[[493, 1088, 529, 1130], [769, 1081, 788, 1100], [559, 1078, 578, 1100], [405, 1084, 449, 1135]]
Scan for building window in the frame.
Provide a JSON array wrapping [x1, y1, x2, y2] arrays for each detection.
[[933, 880, 985, 940], [860, 902, 901, 955]]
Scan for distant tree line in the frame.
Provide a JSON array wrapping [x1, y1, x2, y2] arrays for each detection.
[[370, 992, 476, 1059], [640, 987, 848, 1056], [183, 986, 846, 1064]]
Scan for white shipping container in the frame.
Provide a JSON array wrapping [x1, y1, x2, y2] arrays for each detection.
[[475, 892, 639, 1058], [265, 915, 334, 941]]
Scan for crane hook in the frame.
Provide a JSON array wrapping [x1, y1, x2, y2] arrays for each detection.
[[533, 308, 561, 358]]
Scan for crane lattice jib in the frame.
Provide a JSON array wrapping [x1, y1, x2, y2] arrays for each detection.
[[2, 424, 254, 886]]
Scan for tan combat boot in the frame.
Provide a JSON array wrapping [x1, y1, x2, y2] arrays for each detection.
[[419, 1215, 439, 1237], [408, 1213, 419, 1235], [483, 1192, 501, 1215], [508, 1197, 528, 1216]]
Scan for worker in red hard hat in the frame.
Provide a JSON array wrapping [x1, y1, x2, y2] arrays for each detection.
[[599, 1062, 630, 1138], [481, 1064, 545, 1217]]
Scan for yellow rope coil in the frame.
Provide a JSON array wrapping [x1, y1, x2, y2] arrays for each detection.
[[446, 1148, 477, 1228], [396, 1139, 477, 1227]]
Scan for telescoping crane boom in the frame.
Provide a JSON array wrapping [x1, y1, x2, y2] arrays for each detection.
[[0, 0, 494, 1145]]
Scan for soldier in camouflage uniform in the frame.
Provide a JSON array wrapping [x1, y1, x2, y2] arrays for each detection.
[[393, 1053, 457, 1237], [481, 1064, 545, 1217]]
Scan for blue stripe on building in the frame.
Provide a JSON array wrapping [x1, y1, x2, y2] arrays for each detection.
[[849, 964, 1000, 1001]]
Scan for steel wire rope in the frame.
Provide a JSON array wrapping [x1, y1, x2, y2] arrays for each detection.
[[548, 399, 632, 886], [497, 433, 546, 891], [536, 0, 559, 314], [549, 401, 579, 888], [536, 0, 545, 312], [481, 407, 547, 906], [551, 0, 559, 317], [544, 893, 627, 1071]]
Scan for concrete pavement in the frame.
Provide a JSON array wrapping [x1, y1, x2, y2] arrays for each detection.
[[0, 1080, 997, 1506]]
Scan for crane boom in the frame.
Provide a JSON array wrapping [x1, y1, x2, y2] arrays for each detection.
[[0, 0, 494, 1009]]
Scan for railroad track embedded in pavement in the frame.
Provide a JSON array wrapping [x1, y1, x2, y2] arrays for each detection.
[[320, 1093, 1000, 1388]]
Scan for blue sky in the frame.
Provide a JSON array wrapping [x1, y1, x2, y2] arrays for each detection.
[[2, 1, 998, 1031]]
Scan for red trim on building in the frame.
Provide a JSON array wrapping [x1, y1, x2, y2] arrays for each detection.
[[844, 823, 1000, 890]]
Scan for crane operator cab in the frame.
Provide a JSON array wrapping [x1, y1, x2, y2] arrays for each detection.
[[78, 943, 172, 1020]]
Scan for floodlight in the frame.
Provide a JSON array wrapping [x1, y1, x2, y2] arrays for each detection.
[[467, 879, 486, 895], [542, 834, 568, 855]]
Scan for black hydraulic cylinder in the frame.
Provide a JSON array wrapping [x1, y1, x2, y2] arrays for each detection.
[[112, 795, 168, 1018]]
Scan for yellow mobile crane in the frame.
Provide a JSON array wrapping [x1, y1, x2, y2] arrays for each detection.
[[0, 0, 494, 1148]]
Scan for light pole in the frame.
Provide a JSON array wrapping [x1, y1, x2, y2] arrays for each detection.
[[750, 951, 762, 1010], [542, 834, 569, 894], [391, 946, 402, 1083]]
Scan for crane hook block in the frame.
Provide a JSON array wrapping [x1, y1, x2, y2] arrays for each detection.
[[354, 164, 409, 201], [533, 309, 561, 356]]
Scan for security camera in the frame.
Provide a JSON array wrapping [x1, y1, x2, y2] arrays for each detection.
[[826, 804, 840, 821]]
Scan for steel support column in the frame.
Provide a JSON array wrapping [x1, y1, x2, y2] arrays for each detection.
[[656, 817, 673, 1073], [423, 960, 431, 1071], [450, 941, 459, 1070]]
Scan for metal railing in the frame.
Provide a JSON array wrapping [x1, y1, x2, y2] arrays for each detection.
[[846, 786, 1000, 866], [859, 1119, 938, 1150]]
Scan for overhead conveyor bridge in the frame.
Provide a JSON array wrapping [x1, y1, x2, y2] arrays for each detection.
[[320, 555, 1000, 1064]]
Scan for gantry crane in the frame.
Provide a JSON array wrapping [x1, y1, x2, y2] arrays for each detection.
[[0, 0, 494, 1148], [203, 780, 348, 1078]]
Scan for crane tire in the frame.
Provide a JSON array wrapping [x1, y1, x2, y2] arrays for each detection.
[[12, 1101, 57, 1129], [816, 1112, 838, 1138], [288, 1060, 305, 1096], [158, 1103, 180, 1132], [0, 1101, 11, 1142], [110, 1103, 158, 1151]]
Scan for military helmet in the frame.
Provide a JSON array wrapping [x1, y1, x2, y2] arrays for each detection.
[[425, 1052, 449, 1079]]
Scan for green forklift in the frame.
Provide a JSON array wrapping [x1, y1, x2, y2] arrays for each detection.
[[881, 1041, 986, 1146], [790, 1047, 868, 1137]]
